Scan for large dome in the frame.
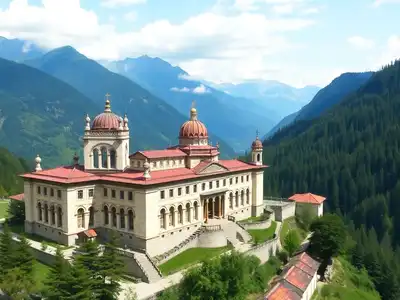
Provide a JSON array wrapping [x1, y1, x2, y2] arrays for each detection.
[[179, 107, 208, 139], [251, 136, 263, 150], [91, 99, 121, 130]]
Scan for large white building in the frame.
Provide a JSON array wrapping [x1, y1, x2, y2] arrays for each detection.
[[20, 98, 267, 256]]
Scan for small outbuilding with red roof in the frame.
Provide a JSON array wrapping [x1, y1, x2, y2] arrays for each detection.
[[288, 193, 326, 218]]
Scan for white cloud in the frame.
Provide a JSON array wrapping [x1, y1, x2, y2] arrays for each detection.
[[373, 0, 400, 6], [347, 36, 375, 50], [101, 0, 146, 8], [376, 35, 400, 66], [124, 11, 137, 22], [170, 87, 191, 92], [272, 4, 294, 14], [301, 7, 319, 14], [193, 84, 210, 94]]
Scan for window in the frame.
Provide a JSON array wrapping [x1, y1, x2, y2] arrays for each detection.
[[111, 189, 116, 198], [209, 182, 213, 189], [93, 149, 99, 168], [160, 209, 166, 229], [178, 188, 182, 196], [169, 189, 174, 197], [44, 187, 48, 196], [57, 190, 61, 198], [128, 191, 133, 201], [229, 178, 233, 185], [111, 207, 117, 227], [128, 210, 134, 230], [120, 191, 125, 200], [89, 189, 94, 197], [101, 147, 108, 168], [160, 191, 165, 199], [202, 183, 206, 191], [152, 162, 156, 168], [57, 207, 62, 227], [77, 208, 85, 228], [216, 181, 220, 188], [110, 149, 116, 169], [246, 175, 249, 182], [186, 186, 190, 194], [103, 188, 108, 197], [236, 177, 238, 184], [120, 209, 125, 229], [37, 202, 42, 221], [193, 185, 197, 193], [104, 206, 109, 225], [223, 179, 226, 186], [78, 190, 83, 199], [89, 207, 94, 227], [241, 176, 244, 183], [50, 188, 54, 197], [37, 186, 41, 194]]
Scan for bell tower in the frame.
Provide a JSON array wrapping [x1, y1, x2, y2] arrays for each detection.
[[251, 130, 263, 165]]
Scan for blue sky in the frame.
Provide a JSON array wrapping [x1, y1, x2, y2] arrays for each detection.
[[0, 0, 399, 87]]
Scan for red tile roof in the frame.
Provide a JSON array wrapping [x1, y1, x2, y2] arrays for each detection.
[[289, 193, 326, 204], [84, 229, 97, 238], [9, 193, 24, 201], [284, 265, 313, 291], [130, 149, 186, 159], [21, 159, 267, 186], [265, 283, 301, 300], [294, 252, 320, 272]]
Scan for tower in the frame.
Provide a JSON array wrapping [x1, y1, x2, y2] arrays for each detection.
[[83, 94, 130, 171], [251, 130, 263, 165]]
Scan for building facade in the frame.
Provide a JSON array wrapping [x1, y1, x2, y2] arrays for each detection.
[[21, 98, 267, 256]]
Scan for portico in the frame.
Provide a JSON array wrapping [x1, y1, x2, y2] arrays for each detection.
[[201, 189, 228, 222]]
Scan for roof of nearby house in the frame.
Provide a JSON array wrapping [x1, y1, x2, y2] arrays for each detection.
[[129, 149, 186, 159], [264, 282, 301, 300], [288, 193, 326, 204], [80, 229, 97, 238], [8, 193, 24, 201]]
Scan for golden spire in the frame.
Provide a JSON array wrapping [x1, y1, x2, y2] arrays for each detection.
[[190, 100, 197, 120], [104, 93, 111, 112]]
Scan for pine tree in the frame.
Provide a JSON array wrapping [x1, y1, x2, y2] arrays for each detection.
[[0, 223, 15, 276], [13, 235, 35, 281], [0, 267, 34, 300]]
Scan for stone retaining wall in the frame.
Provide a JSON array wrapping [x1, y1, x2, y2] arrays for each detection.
[[238, 218, 272, 230], [245, 237, 280, 264]]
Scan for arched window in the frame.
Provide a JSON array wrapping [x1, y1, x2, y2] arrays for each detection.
[[194, 202, 198, 220], [120, 208, 125, 229], [160, 208, 166, 229], [229, 193, 233, 209], [104, 206, 109, 225], [257, 153, 261, 162], [77, 208, 85, 228], [44, 203, 49, 223], [128, 210, 134, 230], [235, 191, 239, 207], [37, 202, 42, 221], [246, 189, 250, 204], [101, 147, 108, 168], [57, 207, 62, 227], [89, 207, 94, 227], [111, 207, 117, 227], [50, 205, 56, 225], [110, 149, 116, 169], [178, 205, 183, 224], [185, 203, 191, 223], [241, 190, 244, 206], [93, 149, 99, 168], [169, 207, 175, 226]]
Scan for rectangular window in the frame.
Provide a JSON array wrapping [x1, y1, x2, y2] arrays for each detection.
[[230, 178, 233, 185], [246, 175, 249, 182], [160, 190, 165, 199], [202, 183, 206, 191], [37, 186, 41, 195], [169, 189, 174, 197], [111, 189, 116, 198], [223, 179, 226, 186], [89, 189, 94, 197], [209, 181, 213, 189], [57, 190, 61, 198], [178, 188, 182, 196], [103, 188, 108, 197], [120, 191, 124, 200], [193, 185, 197, 193], [44, 187, 47, 196], [50, 188, 54, 197], [241, 176, 244, 183], [78, 190, 83, 199], [236, 177, 238, 184], [186, 186, 190, 194], [128, 191, 133, 201], [216, 181, 220, 188]]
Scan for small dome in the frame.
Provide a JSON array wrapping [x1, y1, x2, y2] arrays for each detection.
[[251, 137, 263, 150], [179, 107, 208, 139], [91, 97, 121, 130]]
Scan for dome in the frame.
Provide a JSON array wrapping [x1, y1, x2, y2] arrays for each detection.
[[251, 134, 263, 150], [179, 107, 208, 139], [91, 99, 122, 130]]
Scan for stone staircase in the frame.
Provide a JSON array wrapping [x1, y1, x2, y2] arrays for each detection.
[[134, 251, 163, 283], [221, 220, 252, 248]]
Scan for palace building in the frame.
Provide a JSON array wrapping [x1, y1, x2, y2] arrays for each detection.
[[20, 97, 267, 256]]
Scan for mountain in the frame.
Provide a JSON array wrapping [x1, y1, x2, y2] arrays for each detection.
[[214, 80, 320, 119], [24, 47, 235, 158], [0, 147, 30, 196], [0, 37, 44, 62], [0, 57, 100, 167], [262, 61, 400, 299], [103, 56, 277, 153], [264, 72, 374, 140]]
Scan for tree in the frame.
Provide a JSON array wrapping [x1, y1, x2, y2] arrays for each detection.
[[97, 234, 125, 300], [296, 205, 315, 231], [0, 223, 15, 276], [7, 199, 25, 224], [284, 229, 301, 257], [13, 235, 35, 281], [309, 214, 347, 260], [0, 267, 34, 300]]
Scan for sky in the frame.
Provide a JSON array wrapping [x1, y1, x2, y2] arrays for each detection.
[[0, 0, 399, 87]]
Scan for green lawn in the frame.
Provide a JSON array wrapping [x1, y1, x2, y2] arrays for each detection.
[[280, 216, 307, 245], [248, 221, 277, 244], [158, 246, 232, 275], [33, 261, 52, 292], [240, 214, 269, 223], [0, 200, 8, 219]]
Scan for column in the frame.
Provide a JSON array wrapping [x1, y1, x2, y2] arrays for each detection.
[[219, 197, 222, 218], [117, 212, 121, 229], [174, 210, 178, 227], [107, 151, 111, 169], [205, 199, 209, 222], [212, 198, 215, 218], [125, 214, 128, 231], [98, 152, 102, 169], [55, 211, 58, 228], [166, 212, 170, 230], [108, 211, 112, 227]]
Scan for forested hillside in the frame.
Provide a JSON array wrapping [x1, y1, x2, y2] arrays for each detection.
[[262, 61, 400, 299], [0, 148, 29, 196]]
